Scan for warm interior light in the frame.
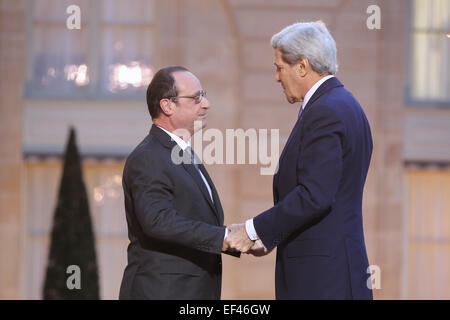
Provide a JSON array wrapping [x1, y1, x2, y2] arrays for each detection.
[[93, 175, 122, 205], [75, 64, 88, 86], [64, 64, 89, 86], [109, 61, 153, 92]]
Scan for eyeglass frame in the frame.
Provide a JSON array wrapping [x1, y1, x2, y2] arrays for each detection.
[[168, 90, 207, 104]]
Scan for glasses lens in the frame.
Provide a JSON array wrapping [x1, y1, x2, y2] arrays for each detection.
[[194, 90, 206, 104]]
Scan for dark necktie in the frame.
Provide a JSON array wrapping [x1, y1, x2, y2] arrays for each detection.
[[185, 146, 199, 167], [185, 146, 214, 203], [298, 105, 304, 118]]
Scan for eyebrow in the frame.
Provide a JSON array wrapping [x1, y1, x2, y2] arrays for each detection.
[[181, 90, 201, 97]]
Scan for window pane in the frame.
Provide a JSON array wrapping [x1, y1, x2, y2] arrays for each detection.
[[413, 0, 429, 29], [428, 34, 442, 99], [431, 0, 449, 29], [100, 28, 154, 95], [30, 26, 90, 95], [414, 0, 450, 30], [29, 0, 156, 98], [412, 33, 427, 99], [101, 0, 154, 24], [412, 33, 450, 101], [411, 0, 450, 103]]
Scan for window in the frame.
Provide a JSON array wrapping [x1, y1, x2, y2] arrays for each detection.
[[26, 0, 155, 99], [406, 168, 450, 299], [408, 0, 450, 104]]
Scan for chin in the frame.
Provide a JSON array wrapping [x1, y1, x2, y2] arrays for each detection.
[[286, 97, 296, 104], [284, 93, 294, 104]]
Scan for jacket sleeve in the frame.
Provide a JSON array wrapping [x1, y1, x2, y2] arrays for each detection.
[[124, 151, 226, 255], [253, 105, 346, 251]]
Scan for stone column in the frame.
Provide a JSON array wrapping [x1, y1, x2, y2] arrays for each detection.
[[0, 0, 26, 299]]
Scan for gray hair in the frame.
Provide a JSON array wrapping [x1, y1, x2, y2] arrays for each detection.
[[271, 21, 338, 75]]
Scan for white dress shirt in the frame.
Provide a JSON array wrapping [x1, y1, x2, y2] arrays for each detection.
[[245, 75, 335, 241]]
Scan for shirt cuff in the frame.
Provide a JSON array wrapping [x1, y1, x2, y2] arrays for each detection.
[[224, 227, 228, 240], [245, 219, 259, 241]]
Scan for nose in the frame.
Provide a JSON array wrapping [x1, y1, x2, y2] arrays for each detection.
[[202, 97, 210, 109]]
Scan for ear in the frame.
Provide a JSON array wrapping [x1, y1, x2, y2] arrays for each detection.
[[160, 98, 174, 116], [295, 58, 309, 77]]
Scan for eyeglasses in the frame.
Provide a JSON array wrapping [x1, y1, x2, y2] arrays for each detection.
[[169, 90, 207, 104]]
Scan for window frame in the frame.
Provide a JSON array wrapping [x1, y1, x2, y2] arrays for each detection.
[[405, 0, 450, 107], [25, 0, 155, 101]]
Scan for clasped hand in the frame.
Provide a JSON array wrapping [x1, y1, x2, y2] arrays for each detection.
[[222, 223, 269, 256]]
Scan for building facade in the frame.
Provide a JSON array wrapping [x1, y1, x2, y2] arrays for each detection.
[[0, 0, 449, 299]]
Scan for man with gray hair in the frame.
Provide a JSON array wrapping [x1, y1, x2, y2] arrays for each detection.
[[226, 21, 373, 299]]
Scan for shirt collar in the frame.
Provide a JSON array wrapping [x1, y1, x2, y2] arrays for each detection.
[[301, 75, 335, 110], [157, 126, 191, 151]]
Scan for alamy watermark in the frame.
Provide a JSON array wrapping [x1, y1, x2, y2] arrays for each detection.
[[367, 265, 381, 290], [170, 121, 280, 176], [66, 265, 81, 290], [66, 5, 81, 30], [366, 5, 381, 30], [67, 5, 381, 31]]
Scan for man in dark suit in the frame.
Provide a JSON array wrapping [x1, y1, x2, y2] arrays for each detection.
[[119, 66, 237, 300], [226, 21, 373, 299]]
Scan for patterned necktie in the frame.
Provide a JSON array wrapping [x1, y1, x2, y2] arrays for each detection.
[[185, 146, 198, 167], [298, 105, 304, 118]]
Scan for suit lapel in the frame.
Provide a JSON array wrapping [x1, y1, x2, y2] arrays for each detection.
[[150, 124, 221, 225], [149, 124, 178, 150], [276, 114, 302, 179], [302, 76, 344, 114], [182, 162, 221, 224], [198, 164, 224, 225], [273, 77, 344, 196]]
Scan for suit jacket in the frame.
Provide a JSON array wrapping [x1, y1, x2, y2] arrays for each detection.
[[119, 125, 229, 300], [254, 77, 373, 300]]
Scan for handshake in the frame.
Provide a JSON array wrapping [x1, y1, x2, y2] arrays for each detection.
[[222, 223, 271, 256]]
